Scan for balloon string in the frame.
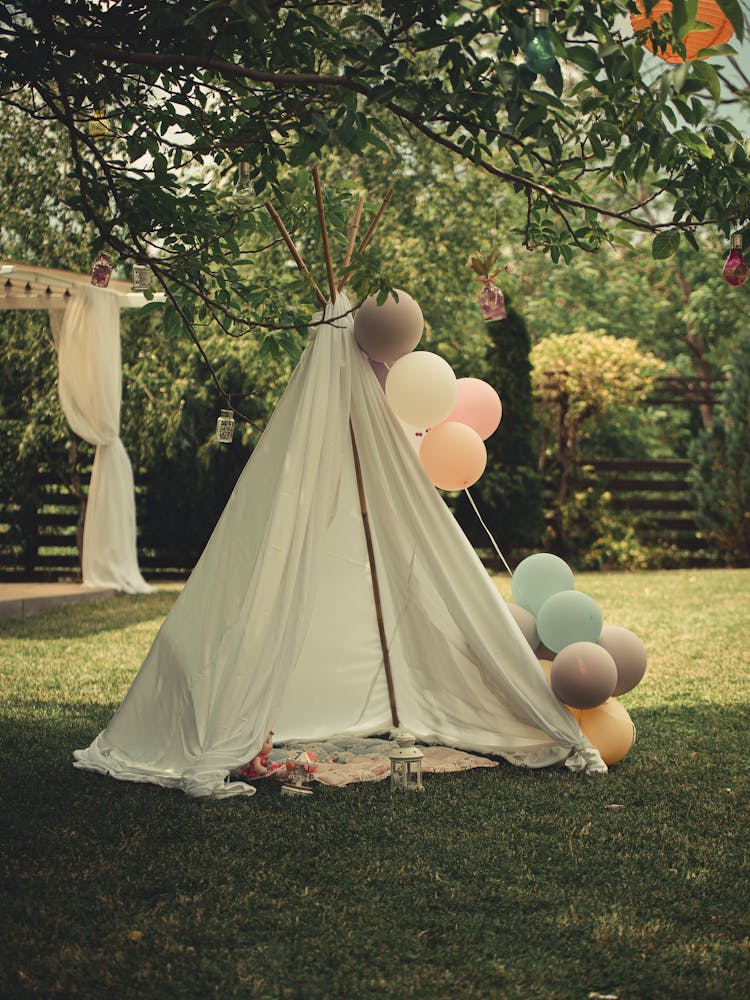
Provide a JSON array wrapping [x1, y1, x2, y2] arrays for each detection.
[[464, 488, 513, 577]]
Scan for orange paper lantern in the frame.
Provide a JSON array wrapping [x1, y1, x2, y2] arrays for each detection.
[[631, 0, 734, 63]]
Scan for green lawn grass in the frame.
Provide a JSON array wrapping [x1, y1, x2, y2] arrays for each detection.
[[1, 569, 749, 999]]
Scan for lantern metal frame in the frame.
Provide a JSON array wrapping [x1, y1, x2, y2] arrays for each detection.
[[387, 732, 424, 792]]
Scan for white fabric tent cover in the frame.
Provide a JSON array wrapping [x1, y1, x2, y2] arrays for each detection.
[[74, 295, 605, 797]]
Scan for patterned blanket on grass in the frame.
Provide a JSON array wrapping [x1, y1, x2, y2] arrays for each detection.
[[271, 736, 498, 787]]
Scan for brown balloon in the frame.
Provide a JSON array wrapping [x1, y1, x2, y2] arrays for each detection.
[[550, 641, 617, 710], [598, 624, 647, 696], [353, 291, 424, 364]]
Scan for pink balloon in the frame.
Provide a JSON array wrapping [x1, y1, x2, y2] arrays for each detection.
[[446, 378, 502, 440], [419, 422, 487, 491]]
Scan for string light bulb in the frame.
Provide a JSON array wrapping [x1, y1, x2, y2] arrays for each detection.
[[234, 162, 254, 205], [524, 8, 557, 75], [723, 232, 748, 287]]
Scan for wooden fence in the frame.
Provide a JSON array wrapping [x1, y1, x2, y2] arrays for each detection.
[[579, 457, 703, 554], [1, 454, 706, 581], [0, 470, 195, 582]]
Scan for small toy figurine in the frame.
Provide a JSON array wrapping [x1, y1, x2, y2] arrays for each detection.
[[281, 750, 318, 797], [229, 730, 283, 782]]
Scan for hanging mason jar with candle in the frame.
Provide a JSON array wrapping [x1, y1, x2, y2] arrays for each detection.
[[216, 408, 235, 444], [131, 263, 152, 291], [91, 252, 113, 288]]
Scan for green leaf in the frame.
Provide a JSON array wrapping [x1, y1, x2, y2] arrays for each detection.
[[691, 61, 720, 102], [565, 45, 600, 72], [652, 230, 681, 259]]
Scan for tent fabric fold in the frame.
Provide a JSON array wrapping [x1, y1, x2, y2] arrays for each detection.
[[74, 294, 605, 797]]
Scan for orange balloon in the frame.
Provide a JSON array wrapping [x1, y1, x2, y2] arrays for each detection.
[[630, 0, 734, 63], [419, 422, 487, 491], [568, 698, 636, 766]]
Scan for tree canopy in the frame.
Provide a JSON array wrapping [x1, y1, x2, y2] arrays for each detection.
[[2, 0, 750, 350]]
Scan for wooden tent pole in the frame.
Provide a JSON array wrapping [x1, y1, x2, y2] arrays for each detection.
[[312, 166, 337, 302], [337, 193, 366, 291], [358, 187, 395, 254], [349, 420, 400, 729], [337, 187, 395, 291], [264, 201, 326, 306]]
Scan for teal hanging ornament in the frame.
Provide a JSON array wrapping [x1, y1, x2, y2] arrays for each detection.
[[524, 8, 557, 75]]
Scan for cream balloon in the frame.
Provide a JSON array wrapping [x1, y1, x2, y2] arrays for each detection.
[[385, 352, 457, 428], [419, 422, 487, 491], [353, 291, 424, 364]]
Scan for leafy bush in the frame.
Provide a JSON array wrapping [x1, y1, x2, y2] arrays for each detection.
[[690, 338, 750, 566]]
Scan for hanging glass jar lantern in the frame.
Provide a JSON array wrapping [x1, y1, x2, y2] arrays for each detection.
[[723, 232, 749, 287], [388, 732, 424, 792], [479, 279, 507, 321], [131, 263, 152, 291], [468, 249, 507, 322], [88, 106, 108, 137], [216, 408, 236, 443], [234, 161, 254, 205], [91, 252, 113, 288]]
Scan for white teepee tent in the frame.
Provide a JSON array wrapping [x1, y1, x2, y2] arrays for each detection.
[[74, 289, 606, 797]]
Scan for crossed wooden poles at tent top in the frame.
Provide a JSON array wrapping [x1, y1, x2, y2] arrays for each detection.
[[265, 169, 400, 729]]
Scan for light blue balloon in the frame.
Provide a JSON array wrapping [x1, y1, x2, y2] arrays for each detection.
[[511, 553, 575, 615], [537, 591, 603, 654]]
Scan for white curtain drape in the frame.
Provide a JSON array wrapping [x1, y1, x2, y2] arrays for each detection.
[[54, 288, 153, 594]]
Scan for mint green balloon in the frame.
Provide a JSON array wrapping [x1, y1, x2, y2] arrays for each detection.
[[511, 553, 575, 616], [537, 591, 603, 654]]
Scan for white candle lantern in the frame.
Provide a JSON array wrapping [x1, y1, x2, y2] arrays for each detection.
[[132, 263, 152, 291], [216, 408, 235, 443], [388, 732, 424, 792]]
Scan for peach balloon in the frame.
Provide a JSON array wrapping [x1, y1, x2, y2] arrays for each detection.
[[446, 377, 503, 440], [386, 352, 457, 428], [354, 291, 424, 364], [419, 422, 487, 491], [568, 698, 636, 766]]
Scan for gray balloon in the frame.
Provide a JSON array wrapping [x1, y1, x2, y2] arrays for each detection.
[[506, 602, 539, 651], [353, 291, 424, 364], [536, 642, 557, 661], [598, 625, 647, 696], [551, 641, 617, 710]]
